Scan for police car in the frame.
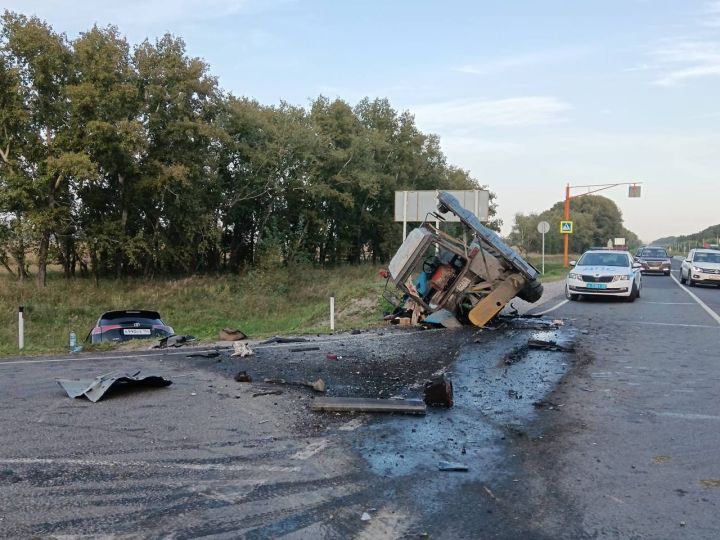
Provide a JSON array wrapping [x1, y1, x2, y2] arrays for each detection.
[[565, 249, 643, 302]]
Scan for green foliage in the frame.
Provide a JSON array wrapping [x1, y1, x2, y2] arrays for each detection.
[[653, 224, 720, 252], [509, 195, 641, 254], [0, 12, 500, 284]]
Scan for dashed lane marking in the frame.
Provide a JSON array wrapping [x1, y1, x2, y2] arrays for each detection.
[[670, 274, 720, 327], [531, 299, 569, 316]]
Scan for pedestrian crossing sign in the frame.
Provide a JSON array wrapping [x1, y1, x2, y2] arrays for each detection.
[[560, 221, 573, 234]]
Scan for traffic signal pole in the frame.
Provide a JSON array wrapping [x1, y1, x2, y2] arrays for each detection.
[[563, 183, 570, 268], [562, 181, 643, 268]]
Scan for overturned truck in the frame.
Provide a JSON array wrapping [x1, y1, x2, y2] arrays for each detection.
[[385, 191, 543, 328]]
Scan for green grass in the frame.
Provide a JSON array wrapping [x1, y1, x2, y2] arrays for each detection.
[[526, 253, 575, 282], [0, 265, 387, 357]]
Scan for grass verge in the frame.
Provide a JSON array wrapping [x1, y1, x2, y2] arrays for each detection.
[[0, 265, 387, 357]]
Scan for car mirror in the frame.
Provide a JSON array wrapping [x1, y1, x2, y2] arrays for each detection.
[[569, 260, 576, 267], [632, 262, 642, 269], [684, 259, 691, 263]]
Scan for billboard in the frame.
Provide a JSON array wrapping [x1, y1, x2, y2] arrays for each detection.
[[394, 190, 489, 223]]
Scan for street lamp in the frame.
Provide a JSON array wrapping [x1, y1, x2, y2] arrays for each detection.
[[563, 182, 642, 268]]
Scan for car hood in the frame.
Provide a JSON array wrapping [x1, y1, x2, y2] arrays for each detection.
[[574, 265, 632, 276], [692, 261, 720, 270]]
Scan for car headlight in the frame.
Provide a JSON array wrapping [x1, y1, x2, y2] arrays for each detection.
[[692, 266, 704, 273], [612, 274, 631, 282], [568, 272, 581, 280]]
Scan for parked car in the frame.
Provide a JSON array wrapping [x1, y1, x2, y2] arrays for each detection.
[[634, 246, 672, 275], [680, 249, 720, 287], [565, 249, 642, 302], [89, 310, 174, 344]]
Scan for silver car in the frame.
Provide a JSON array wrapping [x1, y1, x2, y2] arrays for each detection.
[[680, 249, 720, 287]]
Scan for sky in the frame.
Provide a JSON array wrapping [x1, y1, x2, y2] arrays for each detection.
[[5, 0, 720, 243]]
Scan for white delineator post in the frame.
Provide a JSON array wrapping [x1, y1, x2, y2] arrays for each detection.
[[537, 221, 550, 275], [18, 306, 24, 350], [330, 294, 335, 332], [402, 190, 408, 240]]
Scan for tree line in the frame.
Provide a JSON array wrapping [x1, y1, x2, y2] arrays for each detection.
[[508, 195, 640, 254], [0, 12, 497, 286]]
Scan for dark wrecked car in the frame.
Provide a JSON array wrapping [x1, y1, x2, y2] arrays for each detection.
[[384, 191, 543, 328], [89, 310, 174, 344]]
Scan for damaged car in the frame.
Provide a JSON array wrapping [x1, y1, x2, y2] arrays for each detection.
[[89, 310, 174, 344], [384, 191, 543, 328]]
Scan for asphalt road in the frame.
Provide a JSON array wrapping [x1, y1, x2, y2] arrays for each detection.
[[518, 259, 720, 539], [1, 260, 719, 539]]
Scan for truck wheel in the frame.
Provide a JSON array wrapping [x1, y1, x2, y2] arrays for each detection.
[[518, 278, 543, 303]]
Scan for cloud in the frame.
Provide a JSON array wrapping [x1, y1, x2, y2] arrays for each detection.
[[702, 0, 720, 27], [411, 97, 572, 132], [651, 40, 720, 86], [453, 49, 587, 76]]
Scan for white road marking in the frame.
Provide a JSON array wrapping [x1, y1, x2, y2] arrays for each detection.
[[654, 412, 720, 421], [291, 438, 330, 460], [0, 329, 446, 366], [670, 274, 720, 326], [532, 299, 569, 316], [643, 302, 694, 305], [631, 321, 719, 329], [0, 457, 301, 473]]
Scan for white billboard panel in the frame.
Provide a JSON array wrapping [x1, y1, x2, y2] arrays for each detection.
[[394, 189, 489, 223]]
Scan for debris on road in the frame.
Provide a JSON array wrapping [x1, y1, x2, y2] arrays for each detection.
[[533, 399, 560, 410], [527, 339, 574, 352], [234, 370, 252, 382], [311, 397, 427, 414], [423, 375, 454, 408], [252, 390, 283, 398], [218, 328, 247, 341], [290, 346, 321, 353], [231, 342, 254, 357], [260, 336, 309, 345], [264, 377, 326, 393], [186, 351, 220, 358], [154, 334, 196, 349], [56, 369, 172, 402], [326, 353, 341, 360], [360, 512, 372, 521], [437, 460, 469, 472]]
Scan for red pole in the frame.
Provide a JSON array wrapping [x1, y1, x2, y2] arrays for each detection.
[[563, 183, 570, 268]]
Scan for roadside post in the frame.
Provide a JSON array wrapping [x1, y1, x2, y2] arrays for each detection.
[[537, 221, 550, 274], [330, 293, 335, 332], [18, 305, 24, 350]]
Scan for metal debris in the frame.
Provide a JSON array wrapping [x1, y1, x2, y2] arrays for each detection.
[[231, 342, 254, 357], [186, 351, 220, 358], [290, 346, 320, 353], [437, 460, 469, 472], [311, 397, 426, 414], [264, 377, 326, 393], [252, 390, 283, 398], [527, 339, 574, 352], [56, 369, 172, 403], [260, 336, 309, 345], [154, 334, 196, 349]]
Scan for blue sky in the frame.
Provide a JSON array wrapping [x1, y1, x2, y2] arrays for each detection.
[[7, 0, 720, 242]]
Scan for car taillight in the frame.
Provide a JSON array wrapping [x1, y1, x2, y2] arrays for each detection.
[[94, 324, 122, 334]]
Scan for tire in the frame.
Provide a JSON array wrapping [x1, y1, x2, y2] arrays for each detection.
[[688, 275, 696, 287], [565, 285, 579, 301], [626, 283, 638, 302], [680, 269, 686, 284], [518, 278, 543, 303], [664, 271, 670, 276]]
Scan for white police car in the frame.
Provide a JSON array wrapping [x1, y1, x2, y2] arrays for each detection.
[[565, 249, 642, 302]]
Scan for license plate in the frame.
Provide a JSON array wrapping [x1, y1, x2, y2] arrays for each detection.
[[586, 283, 607, 289], [123, 328, 151, 335]]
